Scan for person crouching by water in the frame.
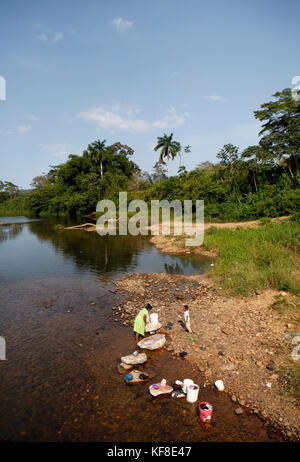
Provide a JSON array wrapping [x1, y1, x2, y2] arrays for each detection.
[[134, 303, 152, 344]]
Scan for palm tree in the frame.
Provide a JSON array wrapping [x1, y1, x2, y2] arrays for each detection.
[[154, 133, 180, 179], [90, 139, 106, 178]]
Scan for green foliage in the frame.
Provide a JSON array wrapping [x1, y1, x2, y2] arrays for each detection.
[[0, 181, 29, 215], [203, 222, 300, 296], [271, 295, 293, 314], [260, 217, 272, 225], [141, 87, 299, 221], [254, 88, 300, 185], [291, 211, 300, 222], [154, 133, 181, 178], [0, 196, 29, 216], [151, 162, 167, 183], [279, 361, 300, 403], [25, 140, 138, 217], [3, 86, 300, 222], [143, 167, 300, 221]]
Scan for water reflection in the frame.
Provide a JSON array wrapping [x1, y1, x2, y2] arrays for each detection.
[[0, 223, 23, 243], [22, 219, 211, 278], [0, 216, 42, 224], [0, 219, 282, 442], [164, 262, 184, 274]]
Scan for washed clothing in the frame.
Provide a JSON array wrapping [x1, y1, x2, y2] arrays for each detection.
[[133, 308, 148, 336]]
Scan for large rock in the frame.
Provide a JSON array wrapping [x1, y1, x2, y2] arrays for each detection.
[[120, 362, 133, 370], [121, 353, 147, 365], [124, 370, 149, 384], [145, 322, 162, 333], [138, 334, 166, 350], [149, 383, 173, 397]]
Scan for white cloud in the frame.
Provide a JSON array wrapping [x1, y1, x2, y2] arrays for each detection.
[[208, 95, 228, 103], [24, 113, 39, 120], [78, 105, 189, 133], [153, 107, 190, 129], [36, 33, 47, 41], [111, 17, 133, 32], [41, 143, 72, 159], [78, 106, 149, 132], [53, 32, 63, 43], [17, 125, 32, 134]]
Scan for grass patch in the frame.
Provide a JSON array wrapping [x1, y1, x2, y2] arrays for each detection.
[[271, 295, 295, 314], [279, 361, 300, 403], [202, 221, 300, 296]]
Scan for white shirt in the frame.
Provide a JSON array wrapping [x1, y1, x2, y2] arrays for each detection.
[[184, 310, 189, 321]]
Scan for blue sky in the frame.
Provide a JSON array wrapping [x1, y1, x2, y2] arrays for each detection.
[[0, 0, 299, 188]]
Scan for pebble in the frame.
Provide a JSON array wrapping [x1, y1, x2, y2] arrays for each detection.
[[266, 362, 275, 371], [235, 407, 244, 415]]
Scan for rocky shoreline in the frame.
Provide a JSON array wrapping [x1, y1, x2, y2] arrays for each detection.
[[110, 271, 300, 441]]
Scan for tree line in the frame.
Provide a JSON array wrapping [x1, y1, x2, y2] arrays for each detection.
[[0, 87, 299, 220]]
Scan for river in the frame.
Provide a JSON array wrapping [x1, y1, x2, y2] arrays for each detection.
[[0, 217, 283, 441]]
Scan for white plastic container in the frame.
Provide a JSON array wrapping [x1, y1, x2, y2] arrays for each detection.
[[186, 384, 199, 403], [214, 380, 224, 391], [150, 313, 158, 324], [183, 379, 194, 394]]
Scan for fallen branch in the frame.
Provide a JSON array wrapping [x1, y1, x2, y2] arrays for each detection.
[[62, 223, 96, 230]]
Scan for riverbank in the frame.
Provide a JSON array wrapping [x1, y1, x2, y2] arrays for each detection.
[[151, 219, 300, 297], [150, 215, 291, 257], [112, 272, 300, 440]]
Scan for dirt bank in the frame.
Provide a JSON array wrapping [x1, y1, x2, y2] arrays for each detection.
[[149, 216, 291, 258], [150, 235, 217, 257], [112, 272, 300, 440]]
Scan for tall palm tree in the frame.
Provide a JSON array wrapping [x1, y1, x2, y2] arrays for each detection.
[[154, 133, 180, 179], [90, 139, 106, 178]]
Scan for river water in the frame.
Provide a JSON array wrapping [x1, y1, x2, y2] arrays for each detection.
[[0, 217, 283, 442]]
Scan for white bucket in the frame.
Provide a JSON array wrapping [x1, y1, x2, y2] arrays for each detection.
[[183, 379, 194, 394], [150, 313, 158, 324], [214, 380, 224, 391], [186, 384, 199, 403]]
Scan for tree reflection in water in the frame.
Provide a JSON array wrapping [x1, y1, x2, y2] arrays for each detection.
[[0, 224, 23, 243]]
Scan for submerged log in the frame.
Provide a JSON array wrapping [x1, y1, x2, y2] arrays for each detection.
[[62, 223, 96, 230]]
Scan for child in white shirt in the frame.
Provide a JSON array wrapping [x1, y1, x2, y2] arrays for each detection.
[[184, 305, 192, 333]]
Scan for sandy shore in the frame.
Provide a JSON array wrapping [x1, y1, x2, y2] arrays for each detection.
[[112, 271, 300, 440]]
